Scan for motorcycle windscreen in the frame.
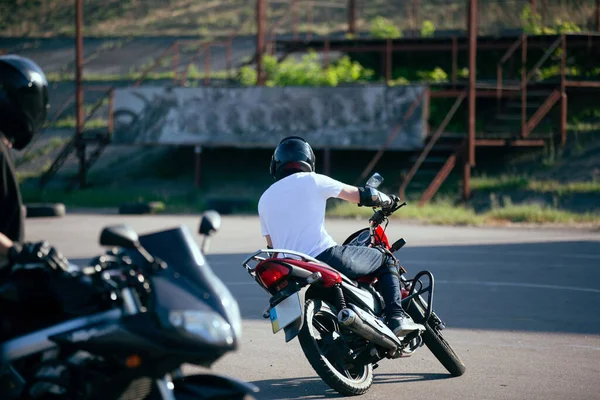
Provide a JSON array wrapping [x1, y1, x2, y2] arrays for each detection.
[[135, 225, 242, 342]]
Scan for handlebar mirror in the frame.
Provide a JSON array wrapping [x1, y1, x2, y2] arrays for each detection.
[[199, 210, 221, 237], [100, 225, 140, 249], [366, 173, 384, 189]]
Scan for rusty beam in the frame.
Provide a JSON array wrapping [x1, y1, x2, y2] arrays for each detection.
[[526, 36, 562, 82], [108, 89, 114, 135], [462, 154, 471, 201], [386, 39, 392, 83], [348, 0, 357, 34], [180, 47, 207, 85], [324, 39, 330, 69], [525, 90, 561, 136], [195, 145, 202, 188], [292, 0, 299, 40], [356, 91, 426, 185], [399, 91, 467, 198], [560, 34, 567, 145], [475, 139, 546, 146], [205, 44, 211, 85], [452, 37, 458, 87], [521, 34, 528, 139], [564, 80, 600, 88], [226, 38, 233, 79], [419, 149, 460, 207], [134, 43, 175, 87], [413, 0, 420, 31], [530, 0, 537, 14], [173, 42, 179, 85], [307, 1, 313, 41], [256, 0, 266, 86], [468, 0, 477, 167], [75, 0, 86, 188]]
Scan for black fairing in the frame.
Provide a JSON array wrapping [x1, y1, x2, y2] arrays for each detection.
[[129, 226, 241, 352]]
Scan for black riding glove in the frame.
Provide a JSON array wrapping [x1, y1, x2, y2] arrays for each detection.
[[358, 186, 394, 208], [7, 241, 69, 272]]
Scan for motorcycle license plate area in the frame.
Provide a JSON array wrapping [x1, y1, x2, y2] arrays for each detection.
[[269, 293, 302, 334]]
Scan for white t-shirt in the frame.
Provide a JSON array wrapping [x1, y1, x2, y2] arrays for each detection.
[[258, 172, 345, 257]]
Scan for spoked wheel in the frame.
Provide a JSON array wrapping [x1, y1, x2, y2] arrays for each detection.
[[298, 299, 373, 396], [407, 298, 466, 377]]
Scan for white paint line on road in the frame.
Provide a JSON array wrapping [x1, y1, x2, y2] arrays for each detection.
[[436, 280, 600, 294], [417, 248, 600, 260]]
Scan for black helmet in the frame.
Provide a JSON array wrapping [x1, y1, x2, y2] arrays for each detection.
[[0, 55, 49, 150], [269, 136, 316, 180]]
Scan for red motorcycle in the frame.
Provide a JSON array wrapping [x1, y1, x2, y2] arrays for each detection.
[[242, 174, 465, 396]]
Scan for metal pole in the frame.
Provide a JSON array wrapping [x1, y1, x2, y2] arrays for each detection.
[[413, 0, 420, 31], [521, 34, 528, 138], [324, 39, 330, 68], [386, 39, 392, 84], [530, 0, 537, 14], [452, 36, 458, 88], [292, 0, 299, 40], [468, 0, 476, 167], [560, 34, 567, 145], [256, 0, 265, 86], [75, 0, 86, 188], [465, 0, 477, 201], [173, 42, 179, 85], [307, 1, 313, 41], [205, 44, 211, 86], [348, 0, 357, 34]]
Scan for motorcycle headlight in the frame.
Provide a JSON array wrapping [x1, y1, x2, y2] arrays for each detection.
[[168, 310, 234, 346]]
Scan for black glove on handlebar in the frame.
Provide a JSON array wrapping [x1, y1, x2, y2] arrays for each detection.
[[8, 241, 69, 272], [357, 187, 393, 208]]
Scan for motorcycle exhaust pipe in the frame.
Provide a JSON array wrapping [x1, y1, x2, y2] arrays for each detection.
[[338, 308, 398, 351]]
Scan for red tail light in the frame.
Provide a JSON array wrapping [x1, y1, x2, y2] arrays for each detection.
[[256, 262, 291, 288]]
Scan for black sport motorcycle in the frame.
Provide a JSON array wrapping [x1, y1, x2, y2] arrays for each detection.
[[0, 211, 259, 400]]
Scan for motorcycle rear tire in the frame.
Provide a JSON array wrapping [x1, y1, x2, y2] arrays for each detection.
[[298, 299, 373, 396], [407, 301, 466, 377]]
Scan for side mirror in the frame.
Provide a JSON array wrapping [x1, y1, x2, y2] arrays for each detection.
[[366, 172, 384, 189], [199, 210, 221, 237], [100, 225, 140, 249]]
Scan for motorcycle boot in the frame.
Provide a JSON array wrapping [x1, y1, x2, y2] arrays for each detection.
[[376, 263, 425, 337]]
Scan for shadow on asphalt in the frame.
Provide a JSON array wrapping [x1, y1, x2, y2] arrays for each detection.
[[250, 373, 450, 399]]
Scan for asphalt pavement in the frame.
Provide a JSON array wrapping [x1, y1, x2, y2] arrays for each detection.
[[25, 214, 600, 400]]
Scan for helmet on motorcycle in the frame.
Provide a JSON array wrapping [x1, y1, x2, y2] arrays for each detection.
[[269, 136, 316, 180], [0, 55, 49, 150]]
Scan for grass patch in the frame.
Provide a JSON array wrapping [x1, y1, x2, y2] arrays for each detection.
[[471, 176, 600, 195], [327, 201, 487, 226], [327, 200, 600, 227], [486, 204, 599, 224], [45, 70, 232, 83]]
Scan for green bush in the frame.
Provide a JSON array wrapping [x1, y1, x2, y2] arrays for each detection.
[[370, 17, 402, 39], [421, 20, 436, 37], [238, 51, 374, 87], [521, 4, 581, 35]]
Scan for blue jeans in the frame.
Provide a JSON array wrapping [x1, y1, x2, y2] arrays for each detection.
[[316, 245, 404, 319]]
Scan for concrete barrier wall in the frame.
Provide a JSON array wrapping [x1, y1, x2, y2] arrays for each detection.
[[112, 85, 426, 150]]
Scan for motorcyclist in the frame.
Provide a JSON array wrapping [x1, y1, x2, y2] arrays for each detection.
[[1, 55, 71, 340], [258, 136, 424, 337]]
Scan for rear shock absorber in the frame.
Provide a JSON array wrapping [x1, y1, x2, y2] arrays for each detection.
[[334, 284, 347, 310]]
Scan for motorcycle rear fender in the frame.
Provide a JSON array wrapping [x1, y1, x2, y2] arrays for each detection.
[[172, 373, 259, 399]]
